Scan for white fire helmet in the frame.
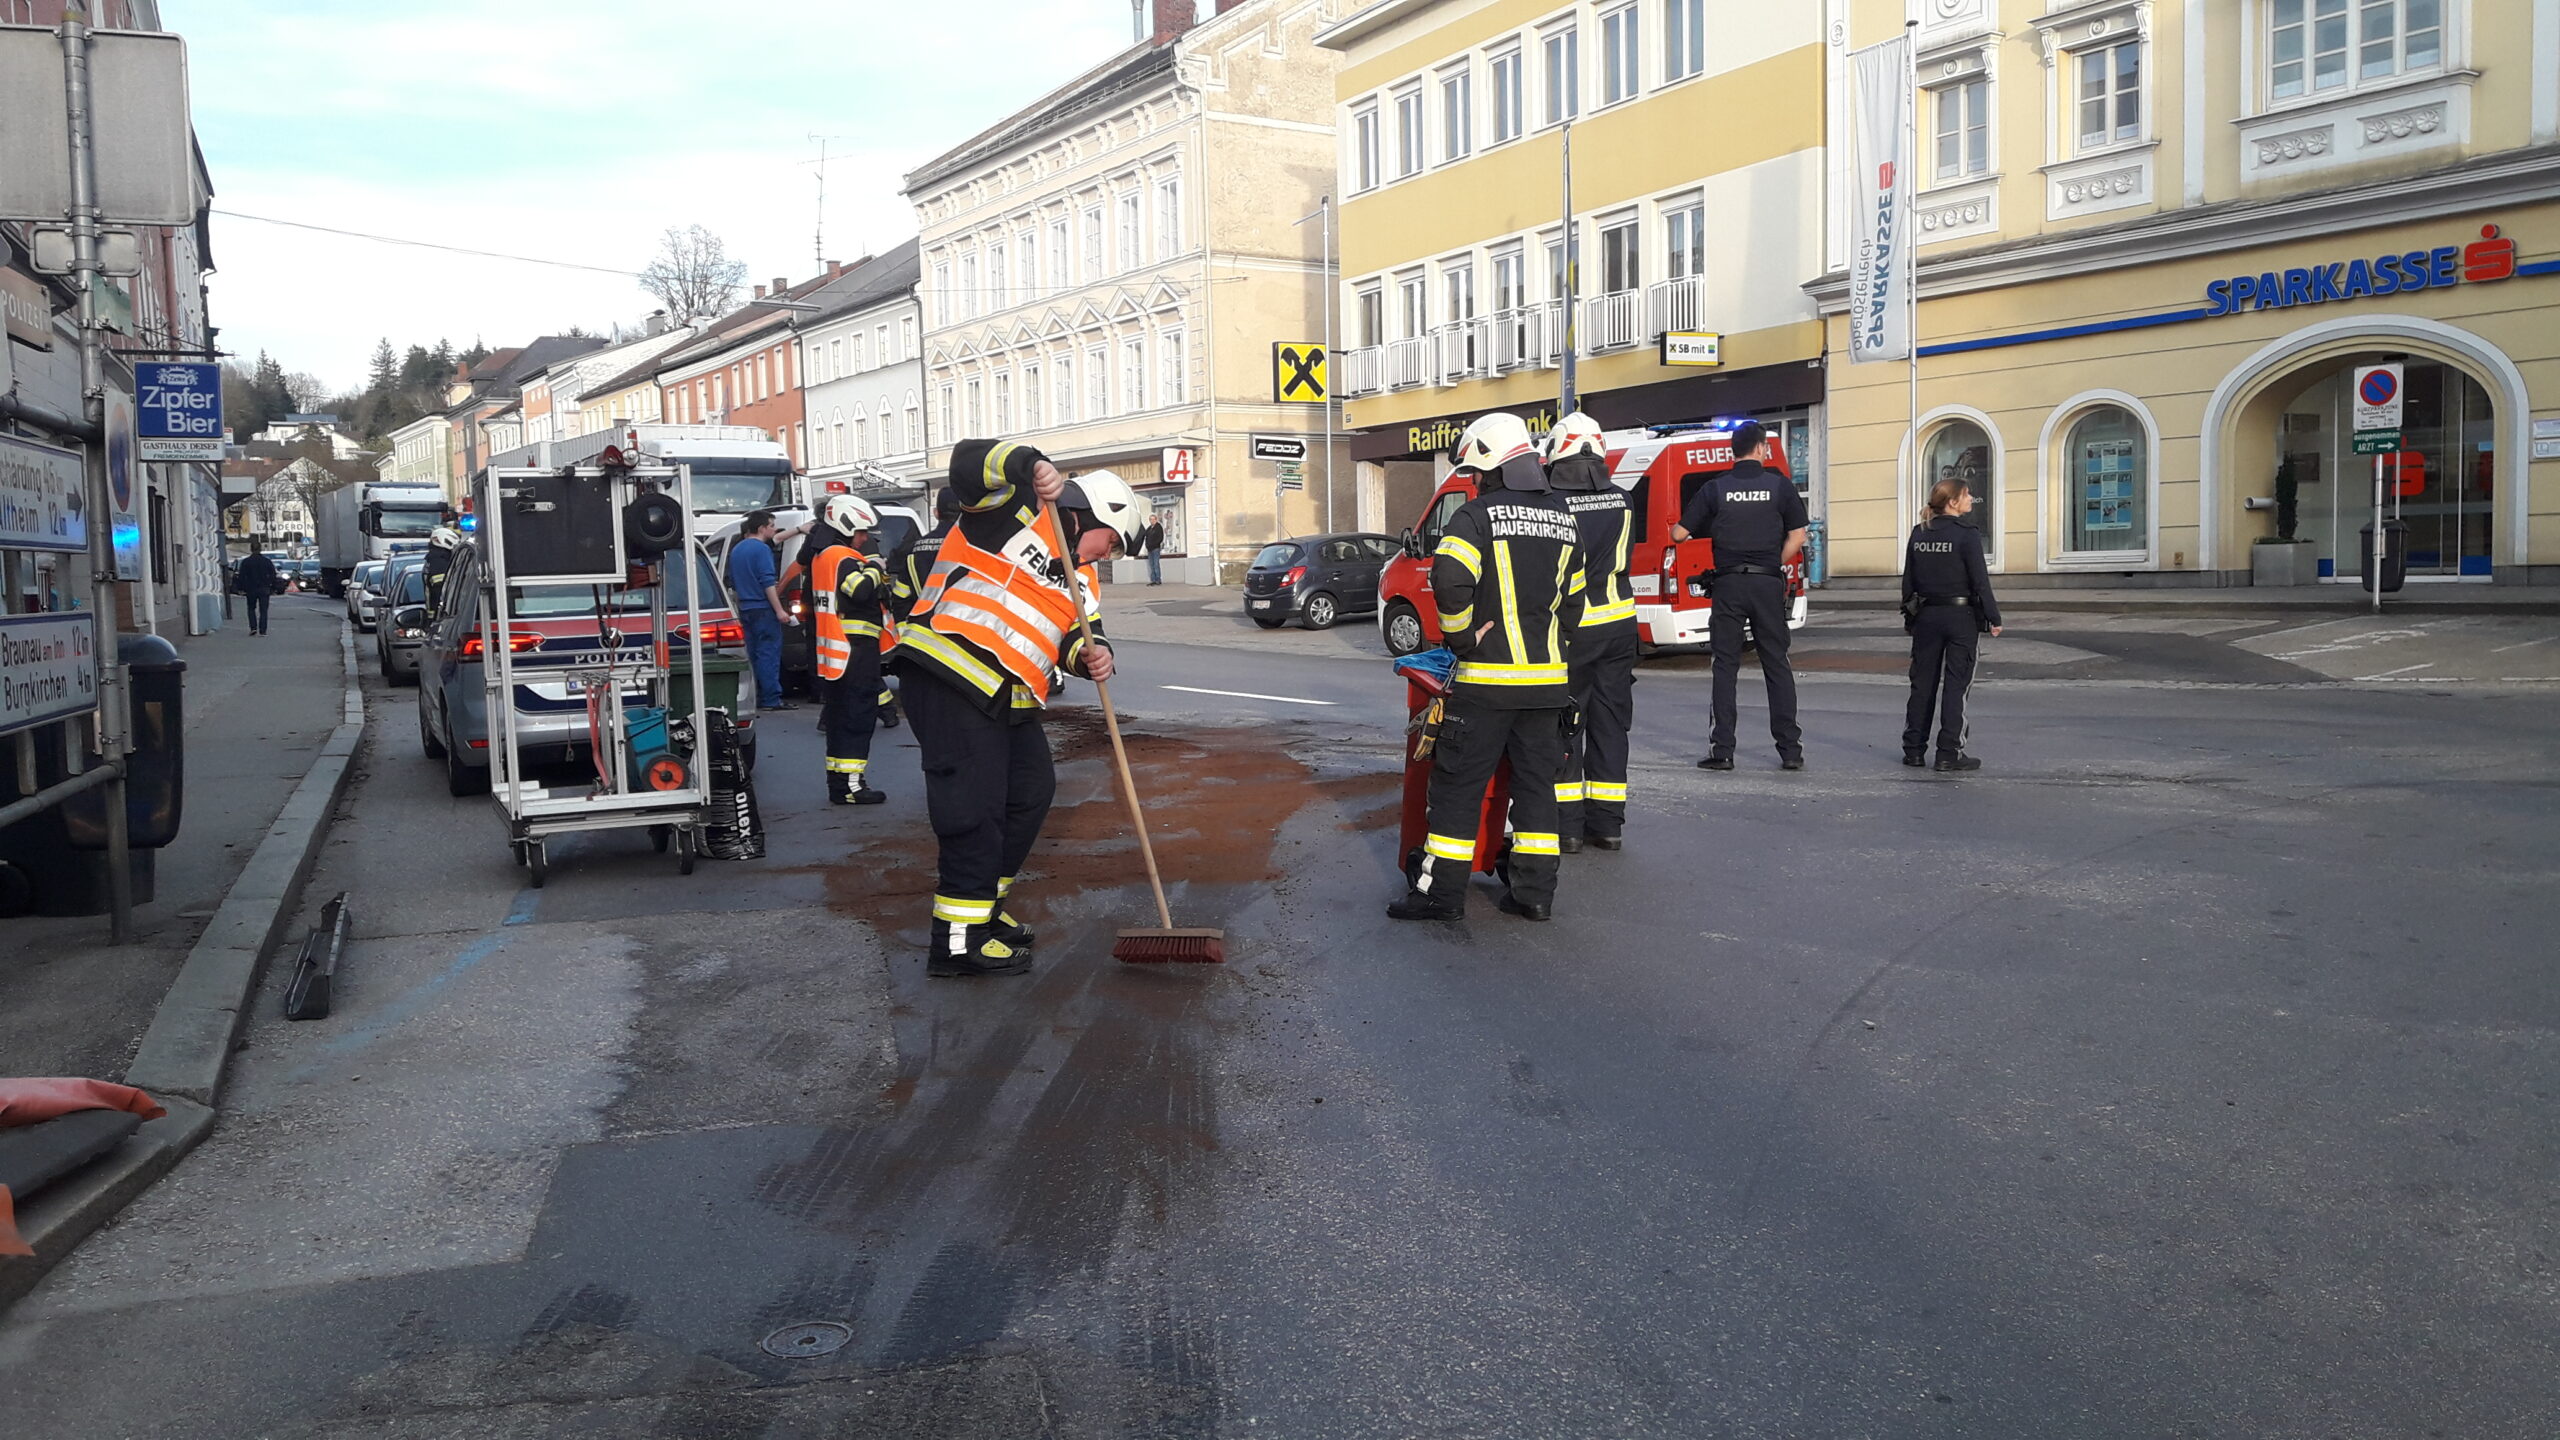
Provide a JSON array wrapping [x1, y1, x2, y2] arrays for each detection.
[[822, 493, 878, 534], [1545, 411, 1606, 462], [1059, 469, 1148, 554], [428, 526, 463, 551], [1453, 412, 1536, 473]]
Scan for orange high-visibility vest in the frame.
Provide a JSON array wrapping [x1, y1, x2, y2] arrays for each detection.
[[904, 521, 1092, 704], [812, 544, 878, 681]]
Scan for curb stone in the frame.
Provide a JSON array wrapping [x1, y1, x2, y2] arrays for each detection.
[[1, 620, 366, 1313]]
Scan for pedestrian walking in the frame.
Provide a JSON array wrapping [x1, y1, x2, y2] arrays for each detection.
[[1902, 478, 2003, 772], [893, 443, 1146, 976], [727, 510, 796, 712], [1544, 412, 1637, 853], [1671, 420, 1808, 771], [235, 550, 278, 635], [1142, 514, 1166, 585], [809, 496, 891, 806], [1389, 412, 1586, 925]]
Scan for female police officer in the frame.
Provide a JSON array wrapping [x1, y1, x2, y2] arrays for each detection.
[[1901, 478, 2002, 772]]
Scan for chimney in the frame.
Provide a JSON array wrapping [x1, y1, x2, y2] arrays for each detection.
[[827, 259, 844, 279], [646, 309, 668, 336], [754, 284, 768, 300], [771, 275, 788, 295], [1151, 0, 1194, 45], [1215, 0, 1245, 11]]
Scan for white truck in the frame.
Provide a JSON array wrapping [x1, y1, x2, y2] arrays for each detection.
[[314, 481, 450, 596], [487, 425, 800, 538]]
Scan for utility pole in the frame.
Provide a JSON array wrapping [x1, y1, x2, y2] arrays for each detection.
[[61, 6, 136, 942], [1295, 195, 1336, 533]]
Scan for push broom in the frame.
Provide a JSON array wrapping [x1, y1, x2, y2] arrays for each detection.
[[1041, 501, 1226, 964]]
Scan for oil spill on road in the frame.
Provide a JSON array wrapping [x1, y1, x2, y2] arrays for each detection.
[[755, 716, 1396, 1422]]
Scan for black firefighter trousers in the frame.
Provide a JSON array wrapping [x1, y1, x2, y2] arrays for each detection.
[[1903, 606, 1979, 758], [1418, 697, 1569, 910], [1708, 572, 1801, 761], [819, 641, 882, 779], [1559, 626, 1637, 841], [905, 668, 1057, 914]]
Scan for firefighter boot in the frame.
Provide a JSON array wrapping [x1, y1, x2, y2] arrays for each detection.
[[830, 765, 886, 805], [926, 920, 1034, 978], [990, 880, 1037, 950], [878, 688, 902, 730]]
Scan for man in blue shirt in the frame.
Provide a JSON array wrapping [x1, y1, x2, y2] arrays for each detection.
[[728, 510, 795, 711]]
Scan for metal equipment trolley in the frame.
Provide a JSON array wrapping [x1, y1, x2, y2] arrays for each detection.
[[477, 458, 710, 886]]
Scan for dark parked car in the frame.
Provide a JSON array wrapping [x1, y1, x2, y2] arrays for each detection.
[[1243, 532, 1399, 630]]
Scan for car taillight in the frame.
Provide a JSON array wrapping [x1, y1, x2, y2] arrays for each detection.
[[1283, 565, 1306, 586], [459, 632, 542, 658], [675, 620, 746, 647]]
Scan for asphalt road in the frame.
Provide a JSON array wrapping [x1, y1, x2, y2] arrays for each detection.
[[3, 633, 2554, 1438]]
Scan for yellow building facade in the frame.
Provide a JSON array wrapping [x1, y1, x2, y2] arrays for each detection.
[[1816, 0, 2560, 588], [1318, 0, 1830, 533]]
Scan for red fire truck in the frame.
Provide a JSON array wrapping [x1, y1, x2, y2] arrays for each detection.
[[1377, 423, 1809, 656]]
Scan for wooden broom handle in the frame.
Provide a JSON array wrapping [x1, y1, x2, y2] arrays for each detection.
[[1042, 501, 1175, 930]]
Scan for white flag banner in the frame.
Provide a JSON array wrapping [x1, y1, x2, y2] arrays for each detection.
[[1847, 35, 1914, 365]]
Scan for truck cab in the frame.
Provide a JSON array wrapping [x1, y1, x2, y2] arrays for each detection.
[[1377, 423, 1807, 656]]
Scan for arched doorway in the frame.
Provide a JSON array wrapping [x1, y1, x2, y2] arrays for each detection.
[[2266, 356, 2497, 580], [1921, 415, 1997, 563]]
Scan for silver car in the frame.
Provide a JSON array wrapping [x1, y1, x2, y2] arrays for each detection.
[[343, 560, 387, 631], [373, 556, 429, 684]]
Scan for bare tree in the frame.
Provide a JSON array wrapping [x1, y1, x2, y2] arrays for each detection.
[[282, 371, 332, 413], [640, 225, 747, 322]]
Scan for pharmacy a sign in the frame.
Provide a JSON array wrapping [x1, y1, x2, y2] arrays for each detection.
[[137, 361, 225, 460]]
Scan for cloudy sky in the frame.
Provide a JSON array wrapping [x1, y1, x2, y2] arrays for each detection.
[[165, 0, 1145, 391]]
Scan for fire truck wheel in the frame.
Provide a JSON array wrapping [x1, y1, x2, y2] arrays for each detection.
[[1382, 603, 1426, 657]]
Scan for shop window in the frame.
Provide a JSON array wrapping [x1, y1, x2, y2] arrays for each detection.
[[2063, 406, 2147, 555], [1922, 418, 1996, 557]]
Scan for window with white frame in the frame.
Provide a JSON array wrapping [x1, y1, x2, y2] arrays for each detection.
[[1442, 258, 1476, 323], [2269, 0, 2443, 102], [1159, 329, 1186, 406], [1156, 177, 1182, 256], [1082, 206, 1104, 280], [1599, 216, 1639, 294], [853, 407, 870, 460], [965, 377, 984, 435], [2075, 38, 2142, 152], [1489, 46, 1524, 143], [1356, 282, 1385, 346], [1397, 270, 1428, 338], [1440, 64, 1473, 162], [1543, 22, 1580, 124], [1115, 338, 1141, 412], [878, 395, 894, 451], [1664, 201, 1704, 281], [831, 337, 847, 379], [1117, 191, 1142, 270], [814, 412, 832, 466], [1017, 231, 1037, 300], [938, 384, 954, 441], [1054, 354, 1076, 424], [988, 240, 1008, 309], [875, 323, 891, 364], [1394, 84, 1424, 177], [993, 371, 1011, 433], [1491, 245, 1526, 313], [900, 316, 916, 357], [1664, 0, 1704, 82], [1353, 103, 1382, 191], [1022, 363, 1042, 427], [958, 253, 980, 319], [932, 262, 951, 325], [1934, 78, 1989, 181], [1086, 344, 1108, 417], [1545, 232, 1568, 300], [903, 393, 920, 452], [1049, 218, 1070, 293], [1601, 5, 1641, 106]]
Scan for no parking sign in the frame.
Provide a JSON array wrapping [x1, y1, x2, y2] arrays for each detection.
[[2351, 363, 2403, 454]]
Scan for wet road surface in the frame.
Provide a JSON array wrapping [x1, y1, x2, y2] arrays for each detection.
[[2, 635, 2555, 1437]]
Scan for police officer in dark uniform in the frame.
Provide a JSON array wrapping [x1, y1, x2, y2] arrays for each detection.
[[1389, 412, 1587, 924], [1672, 419, 1808, 771], [1902, 476, 2002, 771], [1544, 412, 1637, 853]]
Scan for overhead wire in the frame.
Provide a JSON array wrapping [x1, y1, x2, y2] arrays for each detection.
[[209, 209, 645, 277]]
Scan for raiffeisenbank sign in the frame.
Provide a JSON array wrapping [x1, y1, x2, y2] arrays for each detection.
[[2203, 224, 2519, 316]]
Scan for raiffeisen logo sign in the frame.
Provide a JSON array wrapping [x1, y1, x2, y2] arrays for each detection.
[[2204, 225, 2518, 317]]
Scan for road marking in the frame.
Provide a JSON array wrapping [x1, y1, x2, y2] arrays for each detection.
[[1159, 684, 1337, 707], [2356, 662, 2434, 680], [2489, 634, 2559, 653]]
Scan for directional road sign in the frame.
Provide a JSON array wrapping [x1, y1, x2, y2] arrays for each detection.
[[1272, 342, 1327, 404]]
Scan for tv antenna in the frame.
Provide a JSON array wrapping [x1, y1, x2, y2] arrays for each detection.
[[804, 133, 850, 268]]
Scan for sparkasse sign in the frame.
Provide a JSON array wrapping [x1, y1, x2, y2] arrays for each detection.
[[2203, 224, 2518, 317], [137, 361, 225, 460]]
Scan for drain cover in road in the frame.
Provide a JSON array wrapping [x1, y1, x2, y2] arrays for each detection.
[[759, 1321, 854, 1358]]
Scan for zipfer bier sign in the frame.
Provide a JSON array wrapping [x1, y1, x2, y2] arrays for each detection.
[[0, 613, 98, 737]]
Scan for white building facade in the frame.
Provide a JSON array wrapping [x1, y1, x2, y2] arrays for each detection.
[[798, 242, 929, 503]]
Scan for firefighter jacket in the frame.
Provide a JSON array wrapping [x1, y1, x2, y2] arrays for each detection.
[[895, 523, 949, 620], [892, 440, 1106, 721], [1432, 491, 1587, 707], [1551, 456, 1636, 637], [812, 542, 890, 681]]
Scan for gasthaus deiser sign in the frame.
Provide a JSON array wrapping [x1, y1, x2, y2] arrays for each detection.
[[135, 361, 224, 460]]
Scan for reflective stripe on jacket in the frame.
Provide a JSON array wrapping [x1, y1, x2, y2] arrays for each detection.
[[813, 544, 884, 680], [898, 503, 1098, 708], [1432, 493, 1587, 706]]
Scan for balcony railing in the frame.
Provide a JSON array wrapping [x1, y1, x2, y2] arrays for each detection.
[[1385, 337, 1432, 390], [1432, 320, 1487, 384], [1647, 275, 1705, 336], [1489, 303, 1563, 373], [1339, 345, 1386, 398], [1585, 288, 1643, 352]]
